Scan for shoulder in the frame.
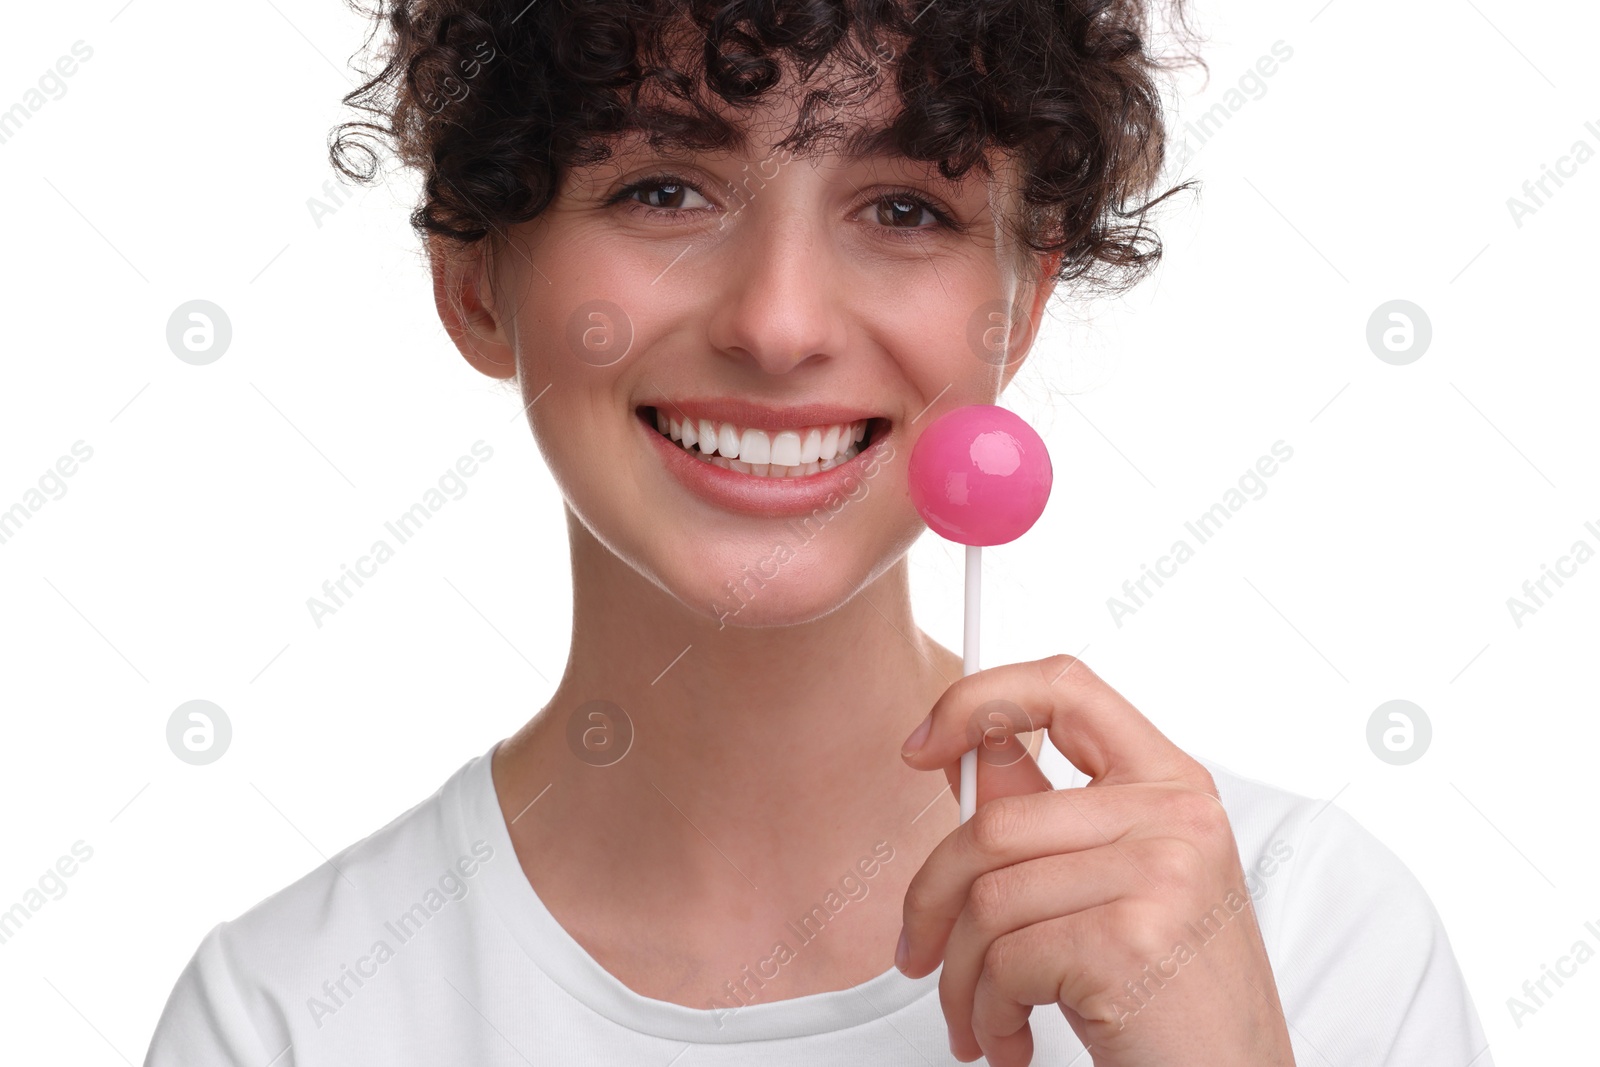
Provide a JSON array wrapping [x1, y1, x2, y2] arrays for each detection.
[[1200, 757, 1493, 1063], [221, 751, 487, 953], [1187, 755, 1442, 952], [145, 750, 495, 1065]]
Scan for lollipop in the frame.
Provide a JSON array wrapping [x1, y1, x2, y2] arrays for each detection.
[[908, 405, 1053, 823]]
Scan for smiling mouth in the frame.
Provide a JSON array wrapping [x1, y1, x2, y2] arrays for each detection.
[[637, 406, 887, 478]]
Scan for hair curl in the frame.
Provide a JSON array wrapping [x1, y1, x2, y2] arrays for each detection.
[[331, 0, 1200, 294]]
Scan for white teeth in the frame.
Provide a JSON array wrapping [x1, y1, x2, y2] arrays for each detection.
[[800, 427, 822, 464], [771, 430, 802, 466], [820, 424, 841, 459], [651, 409, 875, 478], [717, 423, 741, 459], [739, 427, 771, 464]]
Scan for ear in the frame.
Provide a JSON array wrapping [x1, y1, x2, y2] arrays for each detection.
[[999, 249, 1064, 390], [430, 234, 517, 380], [1027, 249, 1064, 333]]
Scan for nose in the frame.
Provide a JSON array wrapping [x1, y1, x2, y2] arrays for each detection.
[[704, 204, 847, 376]]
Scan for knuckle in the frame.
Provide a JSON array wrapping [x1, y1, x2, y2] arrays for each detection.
[[967, 796, 1031, 856], [966, 869, 1013, 928], [1075, 987, 1124, 1026], [1183, 763, 1222, 800], [1044, 651, 1078, 676], [1042, 652, 1091, 688], [1138, 837, 1205, 893], [1105, 898, 1172, 961], [981, 929, 1020, 976], [901, 874, 937, 920], [1169, 787, 1230, 841]]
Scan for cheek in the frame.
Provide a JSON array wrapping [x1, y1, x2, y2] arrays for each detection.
[[508, 257, 658, 482], [862, 263, 1011, 400], [518, 271, 654, 378]]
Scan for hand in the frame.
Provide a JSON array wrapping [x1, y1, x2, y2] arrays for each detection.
[[896, 654, 1296, 1067]]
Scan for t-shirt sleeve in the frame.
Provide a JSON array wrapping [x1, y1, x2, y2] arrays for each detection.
[[1268, 801, 1494, 1067], [143, 922, 288, 1067]]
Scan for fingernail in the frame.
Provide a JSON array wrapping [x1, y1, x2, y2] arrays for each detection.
[[902, 713, 932, 756], [895, 926, 909, 973]]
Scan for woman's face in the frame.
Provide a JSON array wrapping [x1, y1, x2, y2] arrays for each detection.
[[440, 77, 1057, 628]]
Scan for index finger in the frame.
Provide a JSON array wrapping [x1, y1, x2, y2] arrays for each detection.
[[900, 654, 1202, 788]]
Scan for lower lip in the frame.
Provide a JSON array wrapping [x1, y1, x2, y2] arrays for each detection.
[[637, 411, 893, 517]]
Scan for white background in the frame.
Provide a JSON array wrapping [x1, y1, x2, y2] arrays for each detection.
[[2, 0, 1596, 1063]]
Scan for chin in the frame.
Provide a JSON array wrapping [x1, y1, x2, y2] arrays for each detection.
[[652, 521, 925, 631]]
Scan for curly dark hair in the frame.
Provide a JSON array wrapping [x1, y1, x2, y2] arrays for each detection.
[[331, 0, 1200, 294]]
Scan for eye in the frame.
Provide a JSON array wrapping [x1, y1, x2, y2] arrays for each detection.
[[859, 189, 959, 238], [869, 194, 935, 228], [611, 174, 715, 216]]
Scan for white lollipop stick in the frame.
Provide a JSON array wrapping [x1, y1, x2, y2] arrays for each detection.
[[960, 544, 981, 824]]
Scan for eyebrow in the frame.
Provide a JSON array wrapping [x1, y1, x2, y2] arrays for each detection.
[[804, 121, 974, 192], [834, 121, 902, 163], [614, 116, 968, 190], [733, 120, 906, 166]]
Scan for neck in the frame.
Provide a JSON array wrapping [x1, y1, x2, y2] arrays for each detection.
[[495, 505, 961, 945]]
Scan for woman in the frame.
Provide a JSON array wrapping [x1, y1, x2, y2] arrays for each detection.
[[145, 1, 1493, 1064]]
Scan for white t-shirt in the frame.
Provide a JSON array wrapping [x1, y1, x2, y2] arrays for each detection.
[[143, 742, 1494, 1066]]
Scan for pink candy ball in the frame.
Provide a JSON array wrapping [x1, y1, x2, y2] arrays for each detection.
[[907, 405, 1053, 546]]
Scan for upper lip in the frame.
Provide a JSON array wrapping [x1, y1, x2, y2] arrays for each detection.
[[637, 397, 886, 430]]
